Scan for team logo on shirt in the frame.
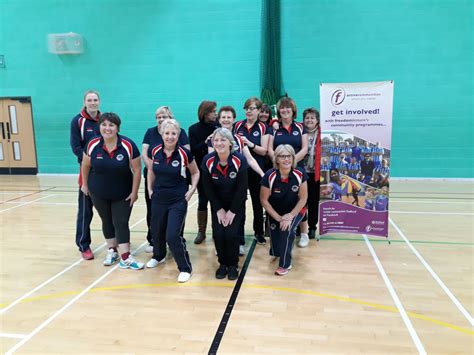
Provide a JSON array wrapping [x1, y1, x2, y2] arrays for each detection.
[[171, 160, 180, 167], [270, 223, 277, 230], [96, 153, 103, 160], [253, 131, 259, 137], [116, 154, 124, 161], [274, 188, 281, 193], [292, 131, 299, 136], [291, 185, 299, 192], [229, 172, 237, 179]]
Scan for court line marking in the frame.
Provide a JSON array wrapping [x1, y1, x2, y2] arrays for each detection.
[[363, 234, 426, 354], [390, 200, 473, 205], [0, 216, 146, 315], [2, 191, 195, 353], [0, 195, 55, 213], [0, 333, 27, 340], [3, 199, 473, 216], [390, 218, 474, 326], [5, 241, 148, 355], [209, 239, 256, 354], [390, 211, 473, 216], [0, 333, 27, 339], [0, 242, 106, 315], [2, 281, 472, 336]]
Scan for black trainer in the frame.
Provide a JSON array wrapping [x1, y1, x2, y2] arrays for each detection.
[[309, 229, 316, 240], [227, 265, 239, 280], [255, 234, 266, 245], [215, 265, 227, 279]]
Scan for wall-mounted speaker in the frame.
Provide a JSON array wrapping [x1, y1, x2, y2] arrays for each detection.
[[47, 33, 84, 54]]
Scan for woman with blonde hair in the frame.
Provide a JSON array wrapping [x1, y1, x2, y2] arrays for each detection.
[[141, 106, 190, 252], [260, 144, 308, 276]]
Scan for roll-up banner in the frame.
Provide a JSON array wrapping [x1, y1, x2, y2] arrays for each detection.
[[319, 81, 393, 237]]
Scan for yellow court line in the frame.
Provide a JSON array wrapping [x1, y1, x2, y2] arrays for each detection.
[[1, 282, 472, 336]]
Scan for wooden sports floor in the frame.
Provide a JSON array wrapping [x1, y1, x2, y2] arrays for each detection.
[[0, 175, 472, 354]]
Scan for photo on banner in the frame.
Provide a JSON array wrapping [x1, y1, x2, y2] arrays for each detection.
[[319, 81, 394, 237]]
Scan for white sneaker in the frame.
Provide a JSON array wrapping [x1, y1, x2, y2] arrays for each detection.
[[178, 272, 192, 283], [145, 245, 153, 253], [239, 245, 245, 256], [146, 257, 165, 268], [298, 233, 309, 248], [103, 249, 119, 266]]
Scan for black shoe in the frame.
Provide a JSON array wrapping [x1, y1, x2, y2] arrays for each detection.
[[227, 265, 239, 280], [194, 232, 206, 244], [255, 234, 266, 245], [309, 229, 316, 240], [215, 265, 227, 279]]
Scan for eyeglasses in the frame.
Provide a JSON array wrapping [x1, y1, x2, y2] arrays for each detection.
[[277, 154, 292, 160], [245, 106, 258, 111]]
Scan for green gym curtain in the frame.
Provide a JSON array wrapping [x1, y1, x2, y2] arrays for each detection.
[[260, 0, 284, 107]]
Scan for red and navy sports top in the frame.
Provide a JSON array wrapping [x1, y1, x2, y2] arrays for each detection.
[[261, 167, 308, 215], [272, 122, 307, 156], [70, 109, 100, 163], [201, 151, 248, 212], [234, 119, 271, 168], [85, 135, 140, 200], [149, 144, 194, 204]]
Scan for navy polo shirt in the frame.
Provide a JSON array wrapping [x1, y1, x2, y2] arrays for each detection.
[[85, 135, 140, 200], [272, 122, 307, 154], [149, 144, 193, 204], [234, 120, 271, 168], [70, 110, 101, 163], [261, 167, 308, 215], [201, 151, 248, 211], [142, 126, 189, 176]]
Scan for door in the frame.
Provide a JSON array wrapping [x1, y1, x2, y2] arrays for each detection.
[[0, 97, 38, 174]]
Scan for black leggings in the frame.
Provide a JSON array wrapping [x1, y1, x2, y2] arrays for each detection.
[[90, 194, 132, 244], [248, 169, 264, 236], [306, 173, 320, 230], [197, 179, 209, 211]]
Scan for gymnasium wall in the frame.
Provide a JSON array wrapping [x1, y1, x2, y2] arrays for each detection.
[[0, 0, 472, 177], [281, 0, 473, 178]]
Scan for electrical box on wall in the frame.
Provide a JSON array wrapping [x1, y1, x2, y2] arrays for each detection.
[[47, 33, 84, 54]]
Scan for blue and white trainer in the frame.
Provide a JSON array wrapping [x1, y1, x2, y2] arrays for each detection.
[[103, 248, 119, 266], [119, 255, 144, 270]]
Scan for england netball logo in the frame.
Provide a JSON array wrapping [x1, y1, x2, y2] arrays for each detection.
[[331, 88, 345, 106]]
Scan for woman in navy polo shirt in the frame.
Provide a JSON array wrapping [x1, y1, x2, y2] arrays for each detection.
[[81, 112, 144, 270], [69, 90, 101, 260], [141, 106, 190, 253], [146, 119, 199, 283], [260, 144, 308, 276], [233, 97, 270, 245], [268, 97, 309, 247], [209, 106, 264, 256], [201, 128, 248, 280]]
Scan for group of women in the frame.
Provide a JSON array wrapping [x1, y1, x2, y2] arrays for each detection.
[[70, 91, 321, 282]]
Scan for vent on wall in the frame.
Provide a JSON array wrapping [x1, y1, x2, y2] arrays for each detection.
[[47, 33, 84, 54]]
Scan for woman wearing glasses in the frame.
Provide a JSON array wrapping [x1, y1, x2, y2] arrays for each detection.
[[141, 106, 190, 253], [233, 97, 270, 245], [260, 144, 308, 276], [268, 97, 309, 246]]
